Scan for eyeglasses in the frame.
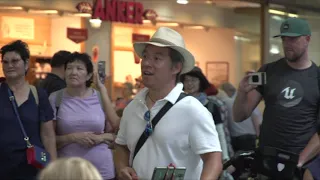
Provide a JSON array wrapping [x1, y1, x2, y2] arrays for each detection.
[[144, 110, 153, 136], [1, 59, 22, 66]]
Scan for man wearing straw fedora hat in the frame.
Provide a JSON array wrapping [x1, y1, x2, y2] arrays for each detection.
[[115, 27, 222, 180]]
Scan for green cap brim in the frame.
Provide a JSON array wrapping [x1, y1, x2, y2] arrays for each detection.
[[273, 32, 302, 38]]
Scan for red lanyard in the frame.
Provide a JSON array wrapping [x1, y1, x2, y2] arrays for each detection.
[[163, 163, 176, 180]]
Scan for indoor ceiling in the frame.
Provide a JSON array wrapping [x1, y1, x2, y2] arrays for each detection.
[[243, 0, 320, 12], [184, 0, 320, 12], [138, 0, 261, 8], [204, 0, 260, 8]]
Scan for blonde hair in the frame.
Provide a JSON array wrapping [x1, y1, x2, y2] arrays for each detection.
[[38, 157, 103, 180]]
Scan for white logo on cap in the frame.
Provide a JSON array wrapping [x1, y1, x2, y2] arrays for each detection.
[[283, 24, 289, 30], [277, 163, 285, 172]]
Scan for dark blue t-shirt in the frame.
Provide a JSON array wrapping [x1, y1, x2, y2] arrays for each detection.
[[256, 58, 319, 154], [0, 83, 54, 178]]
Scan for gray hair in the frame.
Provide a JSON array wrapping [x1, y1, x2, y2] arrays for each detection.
[[220, 82, 236, 95]]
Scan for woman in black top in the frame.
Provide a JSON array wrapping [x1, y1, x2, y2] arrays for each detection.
[[181, 66, 229, 162], [0, 40, 57, 179]]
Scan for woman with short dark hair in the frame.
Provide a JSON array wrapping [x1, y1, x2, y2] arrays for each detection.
[[0, 40, 57, 179], [49, 52, 119, 180], [181, 67, 230, 163]]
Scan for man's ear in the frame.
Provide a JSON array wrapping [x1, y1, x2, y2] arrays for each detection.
[[306, 35, 311, 42], [172, 62, 183, 75]]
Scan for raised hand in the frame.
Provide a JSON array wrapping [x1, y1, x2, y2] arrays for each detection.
[[239, 70, 258, 93]]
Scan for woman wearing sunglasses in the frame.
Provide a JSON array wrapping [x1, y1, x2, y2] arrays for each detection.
[[0, 40, 57, 179]]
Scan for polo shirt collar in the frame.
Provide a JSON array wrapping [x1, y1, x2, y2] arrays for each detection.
[[134, 82, 184, 104]]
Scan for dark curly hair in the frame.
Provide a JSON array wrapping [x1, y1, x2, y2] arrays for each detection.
[[1, 40, 30, 63], [65, 52, 93, 87]]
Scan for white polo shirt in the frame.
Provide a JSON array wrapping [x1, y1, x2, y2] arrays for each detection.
[[115, 83, 221, 180]]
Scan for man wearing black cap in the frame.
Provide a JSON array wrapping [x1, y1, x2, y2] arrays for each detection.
[[39, 50, 71, 95], [233, 17, 320, 179]]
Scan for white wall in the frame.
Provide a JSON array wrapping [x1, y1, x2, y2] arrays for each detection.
[[268, 14, 320, 65], [173, 27, 237, 86], [85, 21, 112, 76], [139, 1, 234, 28], [50, 16, 81, 55]]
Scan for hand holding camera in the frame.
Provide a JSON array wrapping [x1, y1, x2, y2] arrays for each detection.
[[239, 70, 266, 93]]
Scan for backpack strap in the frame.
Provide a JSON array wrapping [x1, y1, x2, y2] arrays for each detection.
[[0, 83, 38, 105], [96, 90, 105, 110], [55, 89, 64, 117], [132, 93, 188, 163], [29, 85, 39, 105]]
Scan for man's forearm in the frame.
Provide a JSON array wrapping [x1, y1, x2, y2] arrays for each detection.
[[233, 91, 250, 122], [251, 113, 261, 137], [114, 144, 131, 173], [200, 152, 222, 180], [298, 133, 320, 166]]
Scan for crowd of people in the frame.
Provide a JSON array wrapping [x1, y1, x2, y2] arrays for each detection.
[[0, 17, 319, 180]]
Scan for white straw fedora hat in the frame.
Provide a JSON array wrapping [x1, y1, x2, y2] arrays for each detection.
[[133, 27, 195, 74]]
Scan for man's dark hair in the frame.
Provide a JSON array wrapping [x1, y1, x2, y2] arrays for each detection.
[[0, 40, 30, 62], [51, 50, 71, 68], [169, 48, 184, 83], [65, 52, 93, 87]]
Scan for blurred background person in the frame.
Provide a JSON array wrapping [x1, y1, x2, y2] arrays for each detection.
[[181, 67, 230, 163], [220, 82, 262, 151], [206, 83, 235, 162], [0, 40, 57, 179], [182, 67, 234, 179], [39, 50, 71, 95], [49, 52, 120, 180], [220, 82, 262, 180], [38, 157, 103, 180]]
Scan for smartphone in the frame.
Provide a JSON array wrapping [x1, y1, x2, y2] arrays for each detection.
[[248, 72, 266, 85], [98, 61, 106, 84], [151, 167, 186, 180]]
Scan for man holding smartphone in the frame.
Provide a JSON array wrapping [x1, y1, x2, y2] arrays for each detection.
[[233, 17, 320, 179]]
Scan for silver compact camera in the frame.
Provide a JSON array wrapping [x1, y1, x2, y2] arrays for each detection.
[[248, 72, 266, 85]]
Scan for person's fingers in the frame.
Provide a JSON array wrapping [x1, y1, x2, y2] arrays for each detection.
[[245, 70, 256, 75], [120, 169, 133, 180], [243, 71, 257, 81], [244, 85, 257, 92], [86, 138, 95, 147], [128, 168, 138, 178]]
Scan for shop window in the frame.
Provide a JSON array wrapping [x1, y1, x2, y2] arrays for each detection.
[[113, 50, 141, 83], [112, 24, 156, 83], [113, 26, 134, 48], [135, 29, 156, 38]]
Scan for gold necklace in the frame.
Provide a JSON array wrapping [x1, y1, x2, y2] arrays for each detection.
[[148, 94, 156, 103]]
